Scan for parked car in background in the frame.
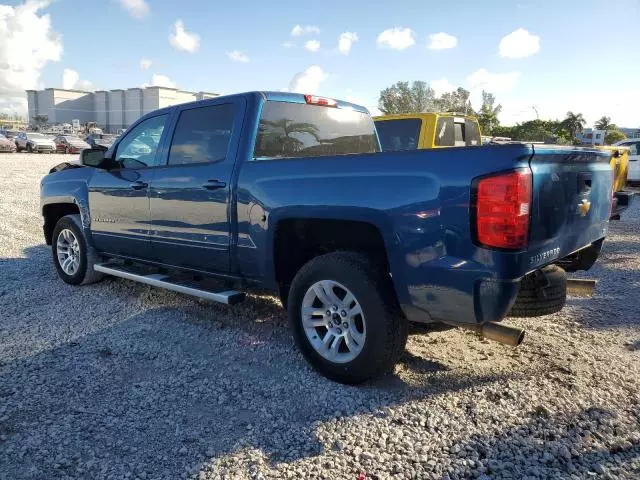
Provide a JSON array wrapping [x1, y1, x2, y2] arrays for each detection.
[[85, 134, 117, 151], [0, 134, 17, 152], [614, 139, 640, 185], [15, 132, 56, 153], [0, 130, 19, 141], [41, 91, 614, 384], [53, 135, 90, 154]]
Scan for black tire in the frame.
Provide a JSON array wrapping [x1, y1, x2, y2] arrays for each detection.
[[15, 144, 21, 152], [52, 214, 104, 286], [288, 252, 408, 384], [27, 144, 33, 153], [509, 265, 567, 317]]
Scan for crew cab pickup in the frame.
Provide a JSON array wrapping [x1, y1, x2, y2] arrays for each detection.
[[40, 92, 614, 384]]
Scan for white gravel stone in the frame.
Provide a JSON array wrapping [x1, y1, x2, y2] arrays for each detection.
[[0, 154, 639, 479]]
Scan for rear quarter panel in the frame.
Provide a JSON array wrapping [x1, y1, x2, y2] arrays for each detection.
[[235, 144, 534, 324]]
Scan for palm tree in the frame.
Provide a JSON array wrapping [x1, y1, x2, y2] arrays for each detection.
[[258, 118, 321, 155], [561, 111, 586, 140], [595, 116, 616, 131]]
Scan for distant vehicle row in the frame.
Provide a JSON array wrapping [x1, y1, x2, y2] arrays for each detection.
[[0, 132, 119, 154]]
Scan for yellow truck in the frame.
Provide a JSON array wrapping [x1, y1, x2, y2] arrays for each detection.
[[597, 145, 633, 220], [373, 112, 481, 150], [374, 113, 633, 220]]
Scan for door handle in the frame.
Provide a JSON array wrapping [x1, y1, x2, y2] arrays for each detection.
[[130, 181, 148, 190], [202, 179, 227, 190]]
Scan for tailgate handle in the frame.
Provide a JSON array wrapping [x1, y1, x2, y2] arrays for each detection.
[[578, 173, 592, 193]]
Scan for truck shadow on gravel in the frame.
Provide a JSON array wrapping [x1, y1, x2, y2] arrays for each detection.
[[452, 406, 640, 478], [1, 245, 523, 479]]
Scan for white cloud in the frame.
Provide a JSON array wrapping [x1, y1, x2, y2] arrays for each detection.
[[430, 78, 456, 96], [466, 68, 521, 112], [62, 69, 78, 89], [289, 65, 328, 94], [117, 0, 150, 19], [140, 58, 152, 69], [281, 41, 295, 48], [338, 32, 358, 55], [291, 24, 320, 36], [226, 50, 249, 63], [62, 69, 94, 91], [428, 32, 457, 50], [304, 40, 320, 52], [499, 28, 540, 58], [467, 68, 521, 92], [0, 1, 62, 115], [377, 27, 416, 50], [147, 74, 176, 89], [169, 20, 200, 53]]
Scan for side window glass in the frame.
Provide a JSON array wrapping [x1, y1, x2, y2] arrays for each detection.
[[115, 114, 168, 169], [168, 104, 235, 165], [434, 117, 454, 146], [629, 143, 638, 155]]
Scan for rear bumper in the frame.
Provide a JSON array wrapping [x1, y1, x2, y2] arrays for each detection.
[[397, 239, 605, 327], [610, 190, 634, 220]]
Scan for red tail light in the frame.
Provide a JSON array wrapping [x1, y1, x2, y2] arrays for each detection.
[[304, 95, 337, 107], [475, 169, 532, 249]]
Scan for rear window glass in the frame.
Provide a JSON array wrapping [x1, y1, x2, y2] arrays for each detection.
[[254, 101, 379, 159], [435, 117, 480, 147], [374, 119, 421, 152]]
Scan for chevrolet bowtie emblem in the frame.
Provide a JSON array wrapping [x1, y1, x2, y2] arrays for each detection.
[[579, 199, 591, 217]]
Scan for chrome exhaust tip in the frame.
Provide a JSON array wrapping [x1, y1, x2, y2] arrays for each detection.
[[480, 321, 525, 347]]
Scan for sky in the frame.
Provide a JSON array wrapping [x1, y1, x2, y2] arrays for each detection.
[[1, 0, 639, 127]]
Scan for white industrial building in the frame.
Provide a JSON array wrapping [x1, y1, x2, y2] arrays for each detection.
[[26, 87, 219, 133]]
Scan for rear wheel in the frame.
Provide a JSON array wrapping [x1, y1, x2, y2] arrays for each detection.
[[52, 214, 104, 286], [288, 252, 407, 384]]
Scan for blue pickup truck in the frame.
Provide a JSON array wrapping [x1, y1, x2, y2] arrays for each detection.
[[40, 92, 613, 383]]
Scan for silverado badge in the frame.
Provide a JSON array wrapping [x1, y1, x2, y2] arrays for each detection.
[[578, 199, 591, 217]]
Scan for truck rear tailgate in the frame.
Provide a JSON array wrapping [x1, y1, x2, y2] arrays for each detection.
[[527, 145, 613, 271]]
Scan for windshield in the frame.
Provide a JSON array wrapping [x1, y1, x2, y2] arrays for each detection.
[[29, 133, 47, 139], [254, 101, 379, 159], [374, 118, 422, 152]]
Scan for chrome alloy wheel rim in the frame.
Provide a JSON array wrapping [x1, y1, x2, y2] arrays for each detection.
[[56, 228, 81, 276], [301, 280, 366, 363]]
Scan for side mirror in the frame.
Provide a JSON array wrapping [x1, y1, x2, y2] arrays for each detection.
[[80, 148, 105, 167]]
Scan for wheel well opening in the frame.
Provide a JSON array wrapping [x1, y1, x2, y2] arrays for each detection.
[[274, 219, 390, 301], [43, 203, 80, 245]]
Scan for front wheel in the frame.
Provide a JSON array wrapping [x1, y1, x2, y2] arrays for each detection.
[[27, 144, 33, 153], [52, 214, 104, 285], [288, 252, 408, 384]]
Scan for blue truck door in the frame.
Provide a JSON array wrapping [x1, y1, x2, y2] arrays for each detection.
[[147, 99, 244, 273], [88, 113, 170, 258]]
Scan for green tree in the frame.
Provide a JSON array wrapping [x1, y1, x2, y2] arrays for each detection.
[[434, 87, 474, 114], [605, 130, 626, 145], [477, 91, 502, 135], [561, 111, 586, 140], [378, 81, 436, 115], [595, 116, 616, 131]]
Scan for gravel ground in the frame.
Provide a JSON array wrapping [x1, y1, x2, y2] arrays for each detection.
[[0, 153, 639, 480]]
